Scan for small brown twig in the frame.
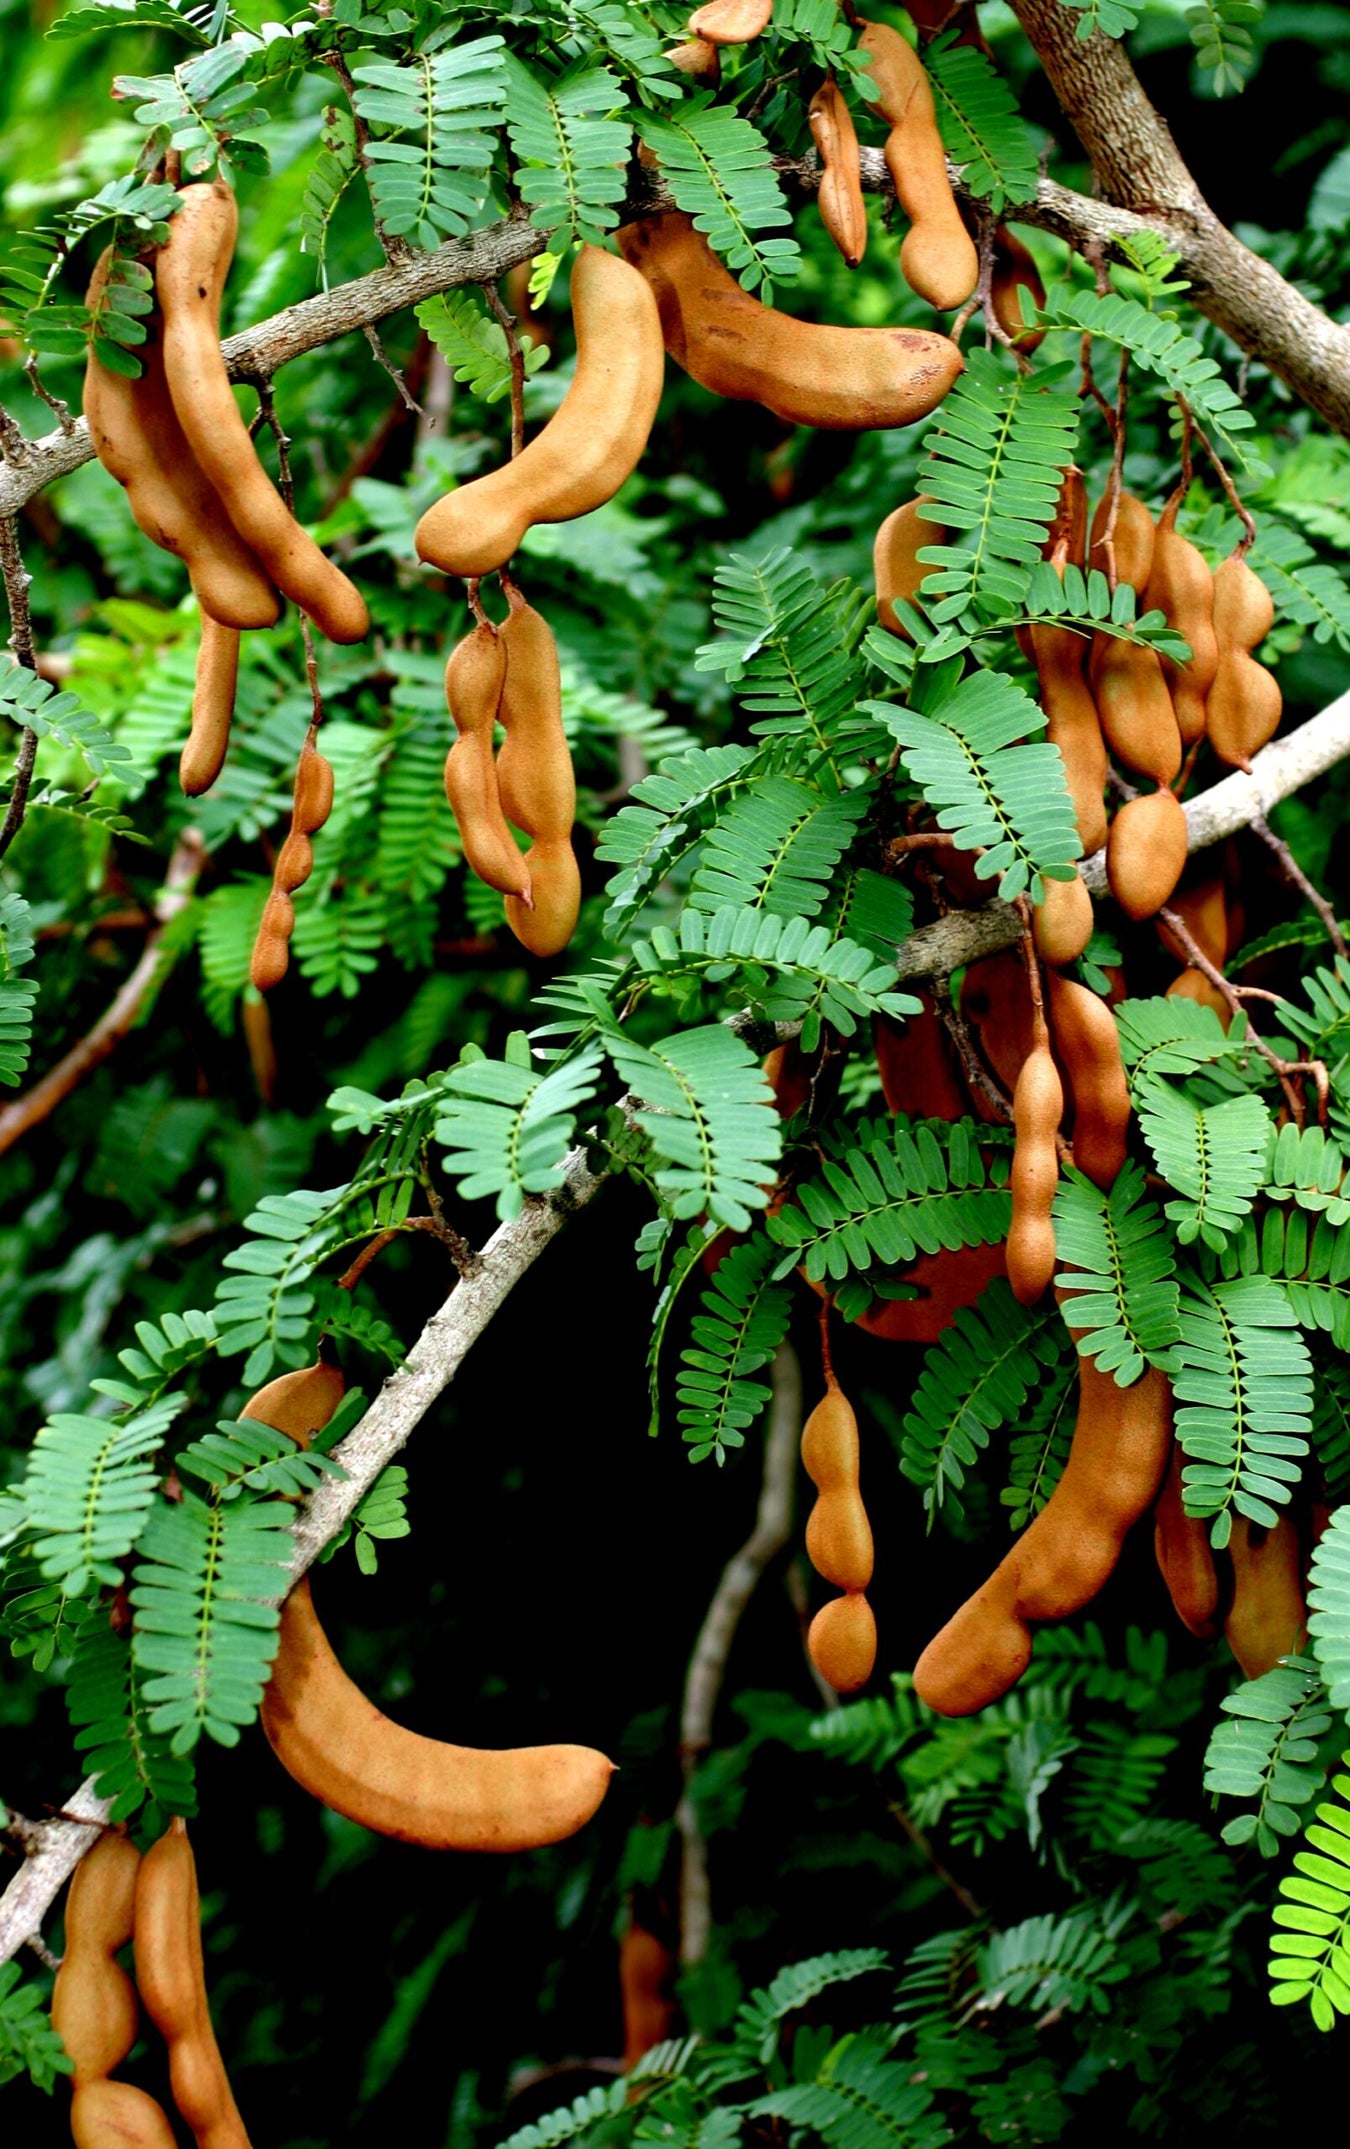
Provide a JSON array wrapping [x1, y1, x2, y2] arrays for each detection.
[[886, 1800, 986, 1923], [482, 280, 527, 460], [1249, 813, 1348, 959], [1186, 406, 1256, 549], [0, 511, 40, 863], [25, 1932, 60, 1973], [257, 383, 327, 730], [1156, 899, 1309, 1123], [465, 576, 491, 628], [22, 355, 73, 434], [362, 321, 422, 413], [817, 1297, 835, 1386], [322, 47, 412, 267], [423, 1174, 480, 1276], [931, 971, 1014, 1125], [1096, 347, 1132, 591], [1015, 894, 1048, 1042]]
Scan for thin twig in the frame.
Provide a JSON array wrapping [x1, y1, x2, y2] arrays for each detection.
[[483, 280, 526, 460], [322, 47, 412, 267], [1249, 814, 1348, 959], [1156, 900, 1309, 1123], [886, 1801, 985, 1922], [0, 512, 40, 862], [362, 321, 422, 413], [931, 971, 1014, 1125]]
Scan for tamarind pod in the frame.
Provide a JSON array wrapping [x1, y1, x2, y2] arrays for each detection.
[[1153, 1440, 1222, 1640], [293, 741, 335, 836], [914, 1349, 1173, 1714], [52, 1833, 142, 2087], [810, 80, 867, 269], [1007, 1045, 1062, 1306], [1105, 788, 1189, 922], [808, 1591, 877, 1694], [800, 1382, 861, 1494], [71, 2081, 180, 2149], [874, 497, 944, 637], [874, 999, 969, 1121], [155, 184, 368, 645], [180, 619, 239, 797], [904, 0, 991, 45], [240, 1359, 347, 1445], [1088, 489, 1155, 597], [686, 0, 773, 42], [504, 839, 581, 958], [1224, 1513, 1307, 1679], [1143, 500, 1217, 747], [1206, 552, 1281, 770], [262, 1576, 614, 1849], [764, 1040, 813, 1119], [249, 890, 294, 994], [620, 1921, 677, 2073], [856, 20, 978, 311], [414, 250, 664, 579], [441, 621, 531, 900], [1158, 873, 1227, 968], [1046, 969, 1129, 1193], [616, 212, 963, 431], [988, 224, 1046, 352], [1032, 873, 1093, 967], [82, 254, 279, 634], [801, 1381, 874, 1592], [134, 1821, 252, 2149], [959, 950, 1037, 1119], [1088, 634, 1183, 787], [668, 36, 720, 80], [853, 1240, 1007, 1344], [1167, 967, 1232, 1024], [496, 597, 575, 846], [1027, 543, 1107, 855]]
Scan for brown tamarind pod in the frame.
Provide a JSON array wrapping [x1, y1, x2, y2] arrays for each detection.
[[1046, 968, 1129, 1192], [874, 998, 968, 1121], [1224, 1513, 1307, 1679], [249, 891, 295, 996], [70, 2081, 181, 2149], [1089, 634, 1183, 788], [801, 1378, 874, 1592], [1026, 517, 1107, 855], [914, 1335, 1173, 1714], [1143, 497, 1217, 747], [619, 1920, 677, 2073], [241, 1358, 347, 1446], [988, 224, 1046, 351], [808, 1591, 877, 1694], [1105, 787, 1189, 922], [415, 249, 664, 580], [52, 1833, 142, 2091], [1007, 1043, 1062, 1306], [1206, 551, 1281, 770], [155, 183, 368, 646], [853, 1241, 1008, 1344], [1158, 873, 1227, 969], [686, 0, 773, 41], [1088, 489, 1156, 597], [1168, 967, 1232, 1022], [764, 1040, 814, 1120], [496, 596, 575, 846], [960, 949, 1036, 1121], [1032, 873, 1093, 968], [874, 496, 945, 636], [1153, 1440, 1222, 1640], [504, 840, 581, 959], [810, 79, 867, 269], [616, 212, 963, 431], [249, 734, 335, 992], [180, 619, 239, 798], [82, 252, 279, 633], [134, 1821, 252, 2149], [669, 36, 720, 80], [857, 19, 978, 311], [443, 622, 532, 901]]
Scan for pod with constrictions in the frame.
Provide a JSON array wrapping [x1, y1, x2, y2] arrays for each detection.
[[1026, 478, 1108, 858], [616, 212, 964, 431], [1207, 548, 1282, 770], [874, 496, 945, 638], [809, 78, 867, 269], [1088, 491, 1183, 790], [442, 618, 531, 902], [52, 1831, 181, 2149], [179, 617, 241, 799], [801, 1368, 877, 1694], [254, 1361, 615, 1849], [1007, 1029, 1062, 1307], [914, 1317, 1174, 1715], [415, 248, 664, 581], [1106, 787, 1190, 923], [155, 183, 368, 647], [1045, 968, 1130, 1193], [856, 19, 978, 312], [134, 1820, 253, 2149], [1143, 493, 1218, 747], [494, 590, 580, 957], [1153, 1440, 1222, 1640], [250, 730, 335, 992], [686, 0, 774, 41], [1224, 1512, 1308, 1680]]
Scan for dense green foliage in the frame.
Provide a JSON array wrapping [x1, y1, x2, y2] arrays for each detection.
[[6, 0, 1350, 2142]]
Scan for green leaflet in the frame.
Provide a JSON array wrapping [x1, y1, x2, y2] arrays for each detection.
[[19, 1397, 181, 1596], [352, 36, 508, 250], [609, 1025, 782, 1235], [635, 98, 799, 295], [415, 288, 551, 406], [674, 1234, 792, 1465], [503, 55, 632, 245], [435, 1046, 603, 1221], [0, 888, 37, 1088], [687, 780, 868, 921], [1173, 1271, 1313, 1546], [1268, 1752, 1350, 2031], [899, 1280, 1068, 1519], [926, 30, 1039, 214], [1203, 1656, 1333, 1855], [1307, 1505, 1350, 1708], [767, 1115, 1009, 1288], [1135, 1078, 1274, 1249], [1052, 1162, 1181, 1385]]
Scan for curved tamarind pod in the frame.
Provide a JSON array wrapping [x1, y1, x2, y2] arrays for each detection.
[[1027, 528, 1107, 854], [53, 1833, 142, 2088], [810, 79, 867, 269], [496, 596, 575, 845], [1224, 1513, 1307, 1679], [1105, 788, 1189, 922], [687, 0, 773, 42], [1007, 1045, 1062, 1306], [71, 2080, 181, 2149], [620, 1921, 677, 2073], [808, 1591, 876, 1694], [263, 1577, 614, 1849], [415, 250, 663, 579], [504, 840, 581, 958], [1046, 968, 1129, 1192], [616, 212, 963, 431], [857, 19, 978, 310], [1143, 498, 1217, 747], [1032, 873, 1093, 968], [155, 184, 368, 646], [443, 622, 532, 900], [1153, 1440, 1222, 1640], [801, 1379, 874, 1592], [1206, 552, 1281, 770], [764, 1040, 814, 1120], [669, 36, 720, 80], [988, 224, 1046, 351], [249, 890, 294, 995], [914, 1343, 1173, 1715], [135, 1821, 252, 2149], [180, 619, 239, 798], [82, 254, 279, 633], [1089, 634, 1183, 788], [874, 497, 944, 636], [1088, 489, 1155, 596], [249, 734, 335, 992]]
